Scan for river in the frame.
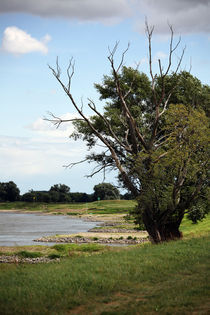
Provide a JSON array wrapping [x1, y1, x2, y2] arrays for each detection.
[[0, 212, 97, 246]]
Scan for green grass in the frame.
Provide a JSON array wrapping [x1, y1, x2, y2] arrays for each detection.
[[0, 217, 209, 314], [0, 202, 209, 314], [0, 243, 108, 259], [0, 200, 136, 214], [52, 243, 106, 254], [180, 214, 210, 237]]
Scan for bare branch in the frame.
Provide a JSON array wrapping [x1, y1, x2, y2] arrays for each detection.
[[108, 41, 130, 73], [147, 22, 185, 148], [145, 20, 155, 81], [49, 59, 140, 197], [108, 41, 119, 59], [85, 164, 112, 179], [56, 56, 61, 77], [63, 158, 89, 169], [174, 46, 186, 74], [87, 98, 132, 153], [153, 151, 168, 163], [108, 43, 148, 152], [44, 112, 83, 128], [67, 57, 75, 92]]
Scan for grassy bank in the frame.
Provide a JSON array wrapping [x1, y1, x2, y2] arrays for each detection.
[[0, 236, 209, 314], [0, 200, 136, 215], [0, 215, 209, 314]]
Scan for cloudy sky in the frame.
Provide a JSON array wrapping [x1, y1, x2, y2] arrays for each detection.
[[0, 0, 210, 194]]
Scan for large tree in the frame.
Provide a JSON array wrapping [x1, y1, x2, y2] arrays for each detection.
[[93, 183, 120, 201], [47, 24, 209, 243]]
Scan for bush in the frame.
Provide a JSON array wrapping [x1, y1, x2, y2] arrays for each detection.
[[16, 251, 42, 258], [187, 202, 209, 223], [48, 253, 61, 259]]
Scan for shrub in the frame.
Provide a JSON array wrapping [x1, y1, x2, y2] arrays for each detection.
[[16, 251, 42, 258], [48, 253, 61, 259]]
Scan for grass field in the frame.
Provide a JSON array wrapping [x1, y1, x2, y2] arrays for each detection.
[[0, 202, 209, 314], [0, 199, 136, 215]]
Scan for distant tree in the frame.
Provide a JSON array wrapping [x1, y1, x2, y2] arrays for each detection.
[[49, 190, 60, 202], [0, 183, 6, 202], [49, 184, 71, 202], [36, 191, 51, 203], [70, 192, 93, 203], [50, 184, 70, 194], [93, 183, 120, 200], [21, 191, 51, 203], [0, 181, 20, 202], [21, 192, 35, 202]]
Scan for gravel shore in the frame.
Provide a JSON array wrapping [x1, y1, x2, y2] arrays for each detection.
[[0, 255, 60, 264], [34, 235, 149, 245]]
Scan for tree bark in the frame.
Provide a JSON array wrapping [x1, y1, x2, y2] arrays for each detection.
[[142, 208, 183, 244]]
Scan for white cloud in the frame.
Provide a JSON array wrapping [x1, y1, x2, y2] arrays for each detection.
[[0, 132, 118, 193], [0, 134, 118, 194], [1, 26, 51, 55], [153, 51, 167, 62], [0, 0, 131, 24], [0, 134, 86, 177], [26, 113, 80, 140], [133, 0, 210, 34]]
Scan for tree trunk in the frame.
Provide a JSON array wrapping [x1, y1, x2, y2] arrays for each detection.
[[142, 210, 183, 244]]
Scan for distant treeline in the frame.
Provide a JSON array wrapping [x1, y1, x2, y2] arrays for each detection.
[[0, 181, 133, 203]]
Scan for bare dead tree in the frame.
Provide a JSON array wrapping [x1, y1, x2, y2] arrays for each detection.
[[46, 22, 184, 175]]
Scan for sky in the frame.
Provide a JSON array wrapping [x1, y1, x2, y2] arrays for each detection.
[[0, 0, 210, 194]]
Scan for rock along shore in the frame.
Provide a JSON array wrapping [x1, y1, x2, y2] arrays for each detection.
[[0, 255, 60, 264], [34, 235, 149, 245]]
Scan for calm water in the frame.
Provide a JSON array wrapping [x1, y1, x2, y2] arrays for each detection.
[[0, 212, 97, 246]]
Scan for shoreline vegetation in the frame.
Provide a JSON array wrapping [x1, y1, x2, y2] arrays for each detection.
[[0, 201, 209, 314]]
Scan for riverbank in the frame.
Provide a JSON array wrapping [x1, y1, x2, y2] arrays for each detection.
[[0, 200, 147, 249], [34, 232, 148, 245]]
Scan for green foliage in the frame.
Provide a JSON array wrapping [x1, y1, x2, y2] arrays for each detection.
[[0, 181, 20, 202], [21, 184, 72, 203], [50, 184, 70, 194], [161, 71, 210, 116], [131, 105, 209, 238], [93, 183, 120, 200], [69, 192, 93, 202], [187, 201, 209, 224]]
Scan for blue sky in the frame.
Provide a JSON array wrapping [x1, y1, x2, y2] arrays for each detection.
[[0, 0, 210, 194]]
